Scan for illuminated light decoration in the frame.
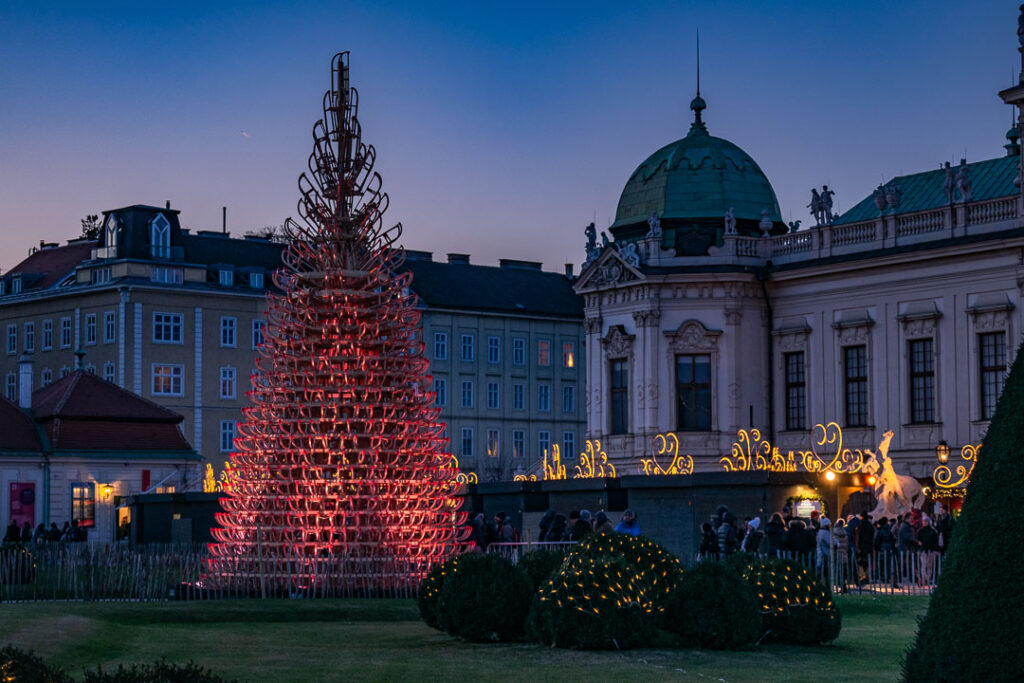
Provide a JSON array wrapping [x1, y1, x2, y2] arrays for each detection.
[[514, 445, 567, 481], [575, 439, 617, 478], [207, 53, 469, 593], [639, 432, 694, 476], [721, 428, 796, 472], [203, 462, 238, 493], [867, 474, 877, 486], [450, 454, 478, 486], [720, 422, 876, 473], [799, 421, 867, 474], [933, 443, 980, 490]]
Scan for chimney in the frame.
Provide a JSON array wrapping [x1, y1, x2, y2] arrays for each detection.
[[17, 355, 33, 409], [165, 200, 171, 210], [447, 253, 470, 265], [564, 263, 574, 277], [222, 206, 227, 234]]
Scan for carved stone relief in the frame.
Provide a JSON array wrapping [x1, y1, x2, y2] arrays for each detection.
[[972, 309, 1009, 332], [632, 309, 662, 328], [902, 317, 938, 338], [601, 325, 636, 359], [776, 330, 809, 352], [664, 320, 722, 352], [837, 325, 871, 345], [583, 317, 603, 334]]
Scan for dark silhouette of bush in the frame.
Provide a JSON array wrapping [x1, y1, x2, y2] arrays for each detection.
[[516, 549, 566, 591], [902, 346, 1024, 682], [416, 553, 465, 630], [0, 646, 70, 682], [82, 659, 235, 682], [664, 560, 760, 650], [527, 556, 655, 649], [436, 552, 532, 642], [727, 555, 841, 645]]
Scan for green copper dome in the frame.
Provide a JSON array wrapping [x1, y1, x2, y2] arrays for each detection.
[[610, 109, 782, 235]]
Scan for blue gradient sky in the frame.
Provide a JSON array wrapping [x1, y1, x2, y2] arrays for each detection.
[[0, 1, 1019, 272]]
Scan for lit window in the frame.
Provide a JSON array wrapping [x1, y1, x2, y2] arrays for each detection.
[[153, 313, 183, 344], [220, 317, 237, 347], [434, 378, 447, 406], [487, 429, 500, 457], [103, 312, 116, 343], [512, 430, 525, 458], [24, 322, 34, 353], [461, 380, 473, 408], [42, 320, 53, 351], [252, 320, 265, 349], [487, 336, 500, 364], [563, 342, 575, 368], [538, 340, 550, 366], [460, 334, 474, 362], [152, 364, 184, 396], [512, 338, 526, 365], [461, 428, 474, 457], [562, 386, 575, 413], [71, 483, 95, 528], [219, 421, 237, 452], [60, 318, 72, 348], [84, 314, 96, 345], [538, 383, 550, 412], [434, 332, 448, 360], [220, 366, 237, 399], [513, 383, 524, 410]]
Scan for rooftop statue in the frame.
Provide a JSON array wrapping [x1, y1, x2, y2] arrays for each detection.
[[619, 241, 640, 268], [955, 159, 973, 203], [821, 185, 836, 224], [808, 188, 823, 226], [788, 220, 801, 233], [943, 161, 955, 204], [724, 207, 737, 235], [646, 212, 663, 239], [759, 208, 773, 237], [874, 186, 887, 212], [583, 222, 601, 264]]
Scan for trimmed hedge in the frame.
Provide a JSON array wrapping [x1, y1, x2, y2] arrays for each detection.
[[82, 660, 235, 682], [516, 549, 566, 591], [0, 646, 70, 683], [902, 344, 1024, 682], [727, 555, 841, 645], [527, 556, 655, 649], [417, 553, 464, 630], [436, 552, 532, 642], [664, 560, 760, 650], [564, 532, 683, 611]]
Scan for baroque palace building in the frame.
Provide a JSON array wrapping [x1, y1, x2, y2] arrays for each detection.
[[576, 32, 1024, 479], [0, 205, 583, 496]]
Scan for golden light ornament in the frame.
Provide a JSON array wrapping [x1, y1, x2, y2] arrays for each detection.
[[933, 442, 980, 489]]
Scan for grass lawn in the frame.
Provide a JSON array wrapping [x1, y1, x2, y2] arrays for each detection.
[[0, 595, 926, 682]]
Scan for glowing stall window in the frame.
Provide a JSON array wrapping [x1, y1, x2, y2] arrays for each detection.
[[71, 483, 95, 528]]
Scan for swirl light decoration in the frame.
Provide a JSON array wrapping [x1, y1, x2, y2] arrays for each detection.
[[514, 445, 569, 482], [799, 422, 866, 474], [933, 443, 980, 489], [720, 428, 797, 472], [576, 440, 617, 478], [207, 53, 469, 593], [639, 433, 694, 475]]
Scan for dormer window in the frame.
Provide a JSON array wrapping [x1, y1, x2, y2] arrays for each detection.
[[150, 213, 171, 259], [11, 278, 21, 295], [249, 272, 264, 289], [0, 280, 5, 296], [104, 215, 118, 253], [219, 270, 234, 286]]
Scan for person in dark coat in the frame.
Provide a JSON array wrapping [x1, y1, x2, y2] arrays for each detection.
[[567, 510, 590, 541], [855, 511, 874, 585], [537, 509, 555, 542], [716, 514, 739, 556], [548, 513, 568, 542], [699, 521, 719, 560], [741, 517, 763, 553], [3, 521, 19, 544], [470, 513, 488, 551], [787, 519, 816, 563], [593, 512, 614, 534], [19, 522, 31, 544], [918, 515, 941, 585], [763, 513, 787, 557]]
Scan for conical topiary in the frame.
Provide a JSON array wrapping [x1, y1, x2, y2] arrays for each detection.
[[902, 344, 1024, 681]]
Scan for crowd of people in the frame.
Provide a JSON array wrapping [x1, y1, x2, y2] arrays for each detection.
[[469, 508, 640, 551], [698, 503, 956, 588], [2, 520, 87, 546]]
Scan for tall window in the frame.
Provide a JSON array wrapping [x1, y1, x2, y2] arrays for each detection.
[[71, 483, 96, 528], [220, 366, 237, 399], [537, 383, 551, 412], [153, 313, 183, 344], [537, 340, 550, 366], [538, 430, 551, 457], [104, 215, 118, 255], [562, 431, 576, 459], [152, 364, 184, 395], [220, 317, 237, 347], [487, 429, 500, 457], [460, 334, 474, 361], [219, 421, 236, 452], [5, 373, 15, 401], [60, 317, 72, 348], [84, 314, 96, 345], [461, 428, 474, 457], [783, 352, 806, 430], [909, 339, 935, 423], [980, 332, 1007, 420], [59, 366, 70, 379], [611, 359, 629, 434], [434, 332, 448, 360], [249, 272, 264, 289], [252, 320, 265, 349], [487, 336, 500, 364], [512, 430, 525, 458], [103, 311, 116, 343], [24, 322, 35, 353], [487, 381, 499, 409], [434, 378, 447, 406], [563, 342, 575, 368], [42, 320, 53, 350], [563, 385, 575, 413], [103, 362, 115, 383], [6, 324, 16, 355], [461, 380, 473, 408], [844, 346, 868, 427], [41, 368, 53, 387], [676, 354, 712, 431], [512, 383, 525, 410], [150, 214, 170, 258], [513, 338, 526, 365]]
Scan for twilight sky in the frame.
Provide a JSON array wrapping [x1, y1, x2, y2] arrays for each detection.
[[0, 1, 1019, 273]]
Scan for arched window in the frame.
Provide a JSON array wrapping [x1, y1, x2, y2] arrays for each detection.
[[151, 213, 171, 259], [103, 215, 118, 258]]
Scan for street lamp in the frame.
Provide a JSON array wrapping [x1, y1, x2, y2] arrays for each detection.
[[936, 440, 950, 465]]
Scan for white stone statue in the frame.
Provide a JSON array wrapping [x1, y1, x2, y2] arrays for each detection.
[[619, 241, 640, 268], [808, 188, 823, 226], [820, 185, 835, 223], [943, 162, 955, 204], [955, 159, 973, 203], [724, 207, 737, 235], [759, 208, 773, 237], [646, 212, 663, 239], [862, 430, 925, 520]]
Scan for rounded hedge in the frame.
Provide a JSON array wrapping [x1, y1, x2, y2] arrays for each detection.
[[436, 552, 532, 642], [727, 555, 841, 645], [527, 556, 655, 649], [516, 549, 566, 591], [563, 532, 683, 611], [664, 560, 760, 650], [0, 646, 70, 683], [417, 553, 464, 630]]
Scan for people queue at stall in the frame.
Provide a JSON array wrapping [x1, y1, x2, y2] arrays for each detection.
[[469, 508, 640, 550], [2, 520, 87, 545]]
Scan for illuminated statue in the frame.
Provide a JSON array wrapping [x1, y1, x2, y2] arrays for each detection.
[[863, 430, 925, 519], [207, 53, 469, 593]]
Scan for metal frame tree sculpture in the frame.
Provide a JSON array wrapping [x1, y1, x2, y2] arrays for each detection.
[[208, 52, 469, 594]]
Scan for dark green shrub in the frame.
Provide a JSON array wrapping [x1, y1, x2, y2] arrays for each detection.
[[564, 532, 683, 611], [516, 549, 566, 591], [0, 646, 70, 682], [82, 659, 234, 682], [436, 552, 532, 642], [727, 555, 841, 645], [903, 345, 1024, 682], [664, 560, 760, 650], [417, 553, 464, 630], [526, 556, 655, 649]]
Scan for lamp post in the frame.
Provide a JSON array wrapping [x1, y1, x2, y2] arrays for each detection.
[[936, 440, 950, 465]]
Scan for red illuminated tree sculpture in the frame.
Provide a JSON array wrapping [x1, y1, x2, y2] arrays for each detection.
[[207, 52, 469, 594]]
